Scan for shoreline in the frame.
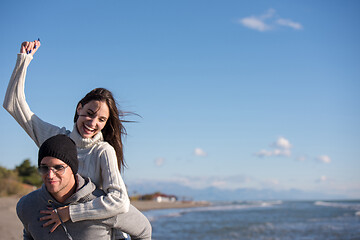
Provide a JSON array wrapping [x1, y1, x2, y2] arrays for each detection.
[[131, 200, 211, 211]]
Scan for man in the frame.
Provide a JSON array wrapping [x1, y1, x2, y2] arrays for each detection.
[[16, 134, 150, 240]]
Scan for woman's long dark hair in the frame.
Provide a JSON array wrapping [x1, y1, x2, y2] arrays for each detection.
[[74, 88, 127, 172]]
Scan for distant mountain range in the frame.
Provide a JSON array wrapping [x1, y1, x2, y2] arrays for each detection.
[[127, 181, 347, 201]]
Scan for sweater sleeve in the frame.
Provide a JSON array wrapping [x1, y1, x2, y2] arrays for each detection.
[[69, 144, 130, 222], [3, 54, 67, 147]]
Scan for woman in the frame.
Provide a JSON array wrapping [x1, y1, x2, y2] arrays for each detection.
[[4, 40, 151, 240]]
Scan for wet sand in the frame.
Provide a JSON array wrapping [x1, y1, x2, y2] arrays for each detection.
[[131, 200, 210, 211], [0, 196, 209, 239]]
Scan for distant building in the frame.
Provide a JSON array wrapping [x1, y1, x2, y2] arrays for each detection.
[[136, 192, 178, 202], [152, 193, 177, 202]]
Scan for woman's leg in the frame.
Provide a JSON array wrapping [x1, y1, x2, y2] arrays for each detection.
[[113, 204, 152, 240]]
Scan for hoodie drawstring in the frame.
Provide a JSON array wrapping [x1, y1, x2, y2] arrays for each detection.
[[48, 200, 73, 240]]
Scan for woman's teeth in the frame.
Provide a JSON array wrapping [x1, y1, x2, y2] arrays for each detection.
[[84, 125, 95, 132]]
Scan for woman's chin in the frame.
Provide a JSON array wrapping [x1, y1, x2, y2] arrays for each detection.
[[82, 133, 95, 139], [80, 129, 96, 139]]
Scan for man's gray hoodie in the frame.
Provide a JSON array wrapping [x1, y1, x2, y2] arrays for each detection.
[[16, 174, 149, 240]]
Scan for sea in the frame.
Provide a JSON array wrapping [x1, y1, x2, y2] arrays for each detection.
[[143, 200, 360, 240]]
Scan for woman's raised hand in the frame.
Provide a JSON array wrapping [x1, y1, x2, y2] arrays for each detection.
[[20, 39, 41, 56]]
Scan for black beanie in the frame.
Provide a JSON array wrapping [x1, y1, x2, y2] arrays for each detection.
[[38, 134, 78, 174]]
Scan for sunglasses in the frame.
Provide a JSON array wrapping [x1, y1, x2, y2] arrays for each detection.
[[38, 165, 69, 175]]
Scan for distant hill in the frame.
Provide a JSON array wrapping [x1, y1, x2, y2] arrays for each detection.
[[127, 181, 347, 201]]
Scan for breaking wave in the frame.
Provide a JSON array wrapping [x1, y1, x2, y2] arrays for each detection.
[[145, 200, 283, 221], [314, 200, 360, 216]]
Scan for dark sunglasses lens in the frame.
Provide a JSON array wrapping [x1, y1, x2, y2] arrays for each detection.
[[38, 165, 66, 175], [38, 166, 49, 174], [54, 165, 65, 171]]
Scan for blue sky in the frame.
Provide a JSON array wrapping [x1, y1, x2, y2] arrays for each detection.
[[1, 1, 359, 198]]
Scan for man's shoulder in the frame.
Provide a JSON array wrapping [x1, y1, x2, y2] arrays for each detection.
[[82, 178, 106, 200], [72, 176, 106, 203], [17, 188, 43, 208], [16, 188, 44, 220]]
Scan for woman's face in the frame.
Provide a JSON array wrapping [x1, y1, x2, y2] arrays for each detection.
[[76, 100, 110, 139]]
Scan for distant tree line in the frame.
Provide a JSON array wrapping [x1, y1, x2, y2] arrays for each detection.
[[130, 192, 162, 201], [0, 159, 42, 197]]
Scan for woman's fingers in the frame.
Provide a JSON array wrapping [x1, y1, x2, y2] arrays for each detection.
[[39, 208, 60, 230], [20, 42, 27, 53], [23, 42, 30, 53], [39, 214, 53, 221], [49, 222, 61, 233], [28, 42, 34, 54], [31, 40, 41, 55], [20, 39, 41, 55], [34, 40, 41, 49], [24, 42, 31, 54], [39, 209, 55, 222], [30, 40, 40, 55], [22, 41, 32, 54], [42, 218, 57, 227], [40, 209, 53, 214]]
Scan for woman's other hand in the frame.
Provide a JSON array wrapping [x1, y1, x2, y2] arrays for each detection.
[[20, 39, 41, 56]]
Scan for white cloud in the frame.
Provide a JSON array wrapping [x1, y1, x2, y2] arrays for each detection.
[[239, 9, 275, 32], [276, 18, 303, 30], [239, 9, 303, 32], [255, 149, 291, 157], [255, 137, 292, 157], [272, 137, 292, 149], [239, 16, 272, 32], [194, 148, 207, 157], [255, 149, 273, 157], [274, 149, 291, 157], [317, 155, 331, 164], [154, 157, 165, 166]]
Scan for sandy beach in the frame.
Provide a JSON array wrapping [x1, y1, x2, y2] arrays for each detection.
[[0, 196, 209, 239], [0, 196, 22, 240]]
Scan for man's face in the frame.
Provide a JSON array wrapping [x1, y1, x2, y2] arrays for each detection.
[[40, 157, 75, 197]]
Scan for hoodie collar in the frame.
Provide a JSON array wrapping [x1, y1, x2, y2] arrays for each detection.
[[65, 175, 96, 204], [41, 174, 96, 206]]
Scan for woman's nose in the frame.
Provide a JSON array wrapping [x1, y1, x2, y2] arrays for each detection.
[[88, 118, 97, 127]]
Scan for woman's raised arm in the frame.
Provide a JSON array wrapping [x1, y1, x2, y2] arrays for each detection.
[[3, 40, 68, 147]]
